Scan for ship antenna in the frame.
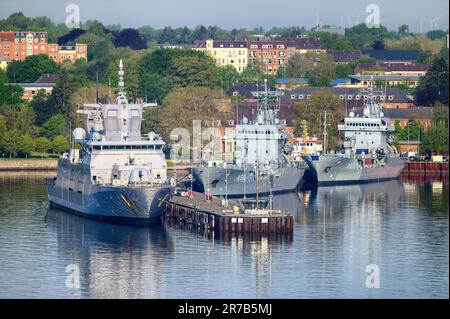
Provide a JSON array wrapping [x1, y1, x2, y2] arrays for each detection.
[[117, 59, 127, 104]]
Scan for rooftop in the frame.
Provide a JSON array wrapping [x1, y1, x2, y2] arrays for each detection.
[[329, 50, 362, 63], [361, 50, 421, 62]]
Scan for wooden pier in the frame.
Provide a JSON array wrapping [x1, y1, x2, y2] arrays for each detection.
[[164, 191, 293, 239]]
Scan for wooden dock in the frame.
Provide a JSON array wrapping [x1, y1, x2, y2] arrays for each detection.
[[164, 191, 293, 239]]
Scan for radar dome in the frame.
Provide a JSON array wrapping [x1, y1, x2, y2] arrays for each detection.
[[242, 117, 248, 124], [72, 128, 86, 140], [349, 112, 355, 118]]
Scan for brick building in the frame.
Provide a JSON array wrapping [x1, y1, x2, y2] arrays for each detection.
[[247, 40, 287, 74], [0, 31, 87, 69]]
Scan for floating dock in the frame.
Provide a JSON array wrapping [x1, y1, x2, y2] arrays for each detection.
[[164, 191, 293, 238]]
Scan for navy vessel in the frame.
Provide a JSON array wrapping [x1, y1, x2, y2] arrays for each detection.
[[46, 60, 174, 225], [192, 80, 305, 197], [303, 86, 405, 186]]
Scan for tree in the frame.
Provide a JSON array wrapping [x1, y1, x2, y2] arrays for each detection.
[[191, 25, 208, 41], [218, 65, 240, 92], [417, 51, 435, 64], [0, 83, 23, 107], [1, 130, 21, 158], [170, 56, 220, 88], [6, 54, 60, 83], [29, 90, 58, 125], [141, 108, 160, 135], [15, 104, 37, 135], [17, 134, 35, 157], [158, 86, 231, 139], [40, 115, 68, 140], [34, 136, 52, 156], [416, 57, 449, 106], [426, 30, 447, 40], [372, 39, 385, 50], [52, 135, 68, 154], [114, 28, 147, 50], [293, 91, 345, 150], [398, 25, 410, 36]]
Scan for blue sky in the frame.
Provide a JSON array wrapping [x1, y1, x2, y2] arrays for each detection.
[[0, 0, 448, 31]]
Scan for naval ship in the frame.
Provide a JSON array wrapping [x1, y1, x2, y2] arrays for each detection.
[[303, 86, 405, 186], [192, 80, 305, 197], [46, 60, 174, 225]]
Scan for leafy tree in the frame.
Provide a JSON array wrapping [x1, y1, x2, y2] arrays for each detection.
[[314, 32, 353, 50], [17, 134, 35, 157], [191, 25, 208, 41], [417, 51, 435, 64], [34, 136, 52, 156], [29, 91, 58, 125], [170, 56, 220, 88], [40, 115, 68, 140], [335, 63, 354, 78], [15, 104, 37, 135], [158, 26, 177, 44], [0, 84, 23, 107], [293, 91, 345, 150], [239, 61, 264, 84], [398, 25, 410, 36], [371, 39, 385, 50], [6, 54, 60, 83], [416, 57, 449, 106], [114, 28, 147, 50], [158, 86, 231, 139], [0, 69, 7, 84], [218, 65, 240, 92], [52, 135, 68, 154], [0, 114, 6, 141], [1, 130, 21, 158], [141, 108, 160, 135], [426, 30, 447, 40]]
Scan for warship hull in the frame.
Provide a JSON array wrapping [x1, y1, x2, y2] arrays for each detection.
[[192, 166, 305, 197], [303, 155, 405, 186], [47, 183, 172, 225]]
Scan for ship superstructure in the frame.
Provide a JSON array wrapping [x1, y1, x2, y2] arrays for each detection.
[[303, 85, 405, 186], [192, 80, 305, 197], [46, 60, 173, 224]]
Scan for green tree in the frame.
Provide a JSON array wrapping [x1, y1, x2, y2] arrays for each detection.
[[417, 51, 435, 64], [6, 54, 60, 83], [398, 24, 410, 36], [170, 55, 220, 88], [1, 130, 21, 158], [416, 57, 449, 106], [17, 134, 35, 157], [0, 84, 24, 107], [15, 104, 37, 135], [218, 65, 240, 93], [34, 136, 52, 156], [159, 86, 231, 139], [293, 91, 345, 150], [29, 91, 58, 125], [40, 115, 68, 140], [141, 108, 160, 135], [426, 30, 447, 40], [52, 135, 68, 154]]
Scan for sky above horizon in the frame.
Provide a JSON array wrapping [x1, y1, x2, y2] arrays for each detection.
[[0, 0, 448, 32]]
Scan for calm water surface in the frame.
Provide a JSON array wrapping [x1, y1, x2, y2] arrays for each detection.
[[0, 172, 448, 298]]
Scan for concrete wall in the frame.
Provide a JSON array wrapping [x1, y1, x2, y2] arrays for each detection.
[[0, 159, 58, 171]]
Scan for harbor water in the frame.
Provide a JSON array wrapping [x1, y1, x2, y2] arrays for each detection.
[[0, 172, 448, 298]]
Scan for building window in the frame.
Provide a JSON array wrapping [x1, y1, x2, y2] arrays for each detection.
[[388, 95, 394, 100], [298, 94, 304, 99], [291, 94, 296, 99], [339, 95, 345, 100]]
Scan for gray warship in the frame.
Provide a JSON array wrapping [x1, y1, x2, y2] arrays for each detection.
[[46, 60, 174, 225], [192, 80, 305, 197], [303, 86, 405, 186]]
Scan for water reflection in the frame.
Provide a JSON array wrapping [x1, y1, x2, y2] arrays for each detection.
[[46, 209, 174, 298], [0, 173, 447, 298]]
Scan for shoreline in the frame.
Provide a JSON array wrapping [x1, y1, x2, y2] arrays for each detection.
[[0, 159, 58, 171]]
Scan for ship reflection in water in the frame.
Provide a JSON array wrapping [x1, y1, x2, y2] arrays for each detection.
[[0, 174, 447, 298]]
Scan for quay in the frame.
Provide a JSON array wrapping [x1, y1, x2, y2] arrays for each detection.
[[0, 159, 58, 171], [402, 161, 448, 175], [164, 191, 294, 238]]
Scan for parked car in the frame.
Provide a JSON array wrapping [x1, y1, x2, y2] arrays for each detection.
[[408, 155, 420, 162]]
